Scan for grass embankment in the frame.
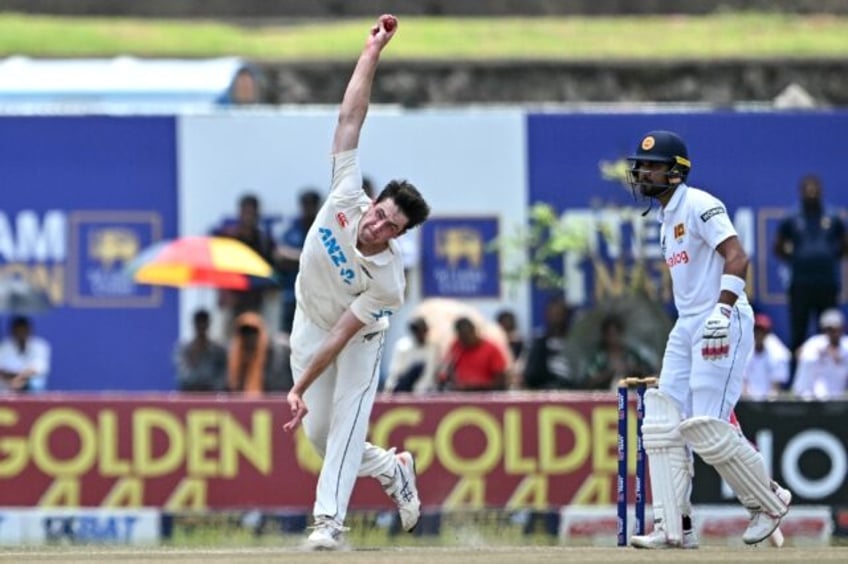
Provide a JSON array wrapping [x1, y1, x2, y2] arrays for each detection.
[[0, 12, 846, 60]]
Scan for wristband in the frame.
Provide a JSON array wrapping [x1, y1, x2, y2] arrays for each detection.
[[720, 274, 746, 297]]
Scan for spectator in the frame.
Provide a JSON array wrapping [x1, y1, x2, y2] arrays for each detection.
[[495, 308, 526, 389], [174, 309, 228, 392], [439, 317, 508, 391], [385, 317, 440, 393], [583, 314, 655, 390], [495, 309, 526, 363], [228, 65, 263, 105], [742, 313, 791, 400], [277, 188, 322, 335], [774, 175, 848, 374], [0, 315, 51, 393], [264, 334, 294, 394], [228, 311, 270, 395], [523, 296, 583, 389], [792, 308, 848, 400], [213, 193, 278, 338]]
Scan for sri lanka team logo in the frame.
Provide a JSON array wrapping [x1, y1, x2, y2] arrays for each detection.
[[674, 223, 685, 241], [68, 211, 162, 307], [421, 216, 500, 298]]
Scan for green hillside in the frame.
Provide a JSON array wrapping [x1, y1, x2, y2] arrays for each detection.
[[0, 12, 846, 59]]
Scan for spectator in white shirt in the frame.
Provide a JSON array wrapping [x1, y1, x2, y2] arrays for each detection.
[[742, 313, 790, 400], [0, 315, 51, 393], [385, 317, 440, 393], [792, 308, 848, 400]]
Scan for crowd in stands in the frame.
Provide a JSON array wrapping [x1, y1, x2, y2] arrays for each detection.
[[182, 173, 842, 399], [0, 174, 844, 399], [376, 295, 846, 400]]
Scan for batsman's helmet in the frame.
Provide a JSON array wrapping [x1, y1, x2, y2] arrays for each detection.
[[626, 130, 691, 199]]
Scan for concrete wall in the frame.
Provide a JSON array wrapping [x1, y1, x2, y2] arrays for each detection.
[[5, 2, 845, 107], [261, 59, 848, 107], [2, 0, 847, 18]]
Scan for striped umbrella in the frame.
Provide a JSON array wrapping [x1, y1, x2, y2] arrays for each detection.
[[129, 236, 274, 290]]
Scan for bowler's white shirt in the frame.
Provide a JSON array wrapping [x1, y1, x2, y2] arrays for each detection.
[[743, 334, 791, 400], [295, 149, 405, 331], [657, 184, 749, 316], [792, 334, 848, 400]]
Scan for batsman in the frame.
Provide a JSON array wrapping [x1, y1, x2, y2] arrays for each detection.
[[625, 130, 791, 549]]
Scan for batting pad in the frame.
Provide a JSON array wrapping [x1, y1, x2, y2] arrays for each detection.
[[679, 416, 787, 516], [641, 389, 692, 543]]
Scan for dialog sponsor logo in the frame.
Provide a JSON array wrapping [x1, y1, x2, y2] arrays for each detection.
[[666, 250, 689, 267]]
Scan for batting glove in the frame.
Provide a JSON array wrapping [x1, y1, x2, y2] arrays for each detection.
[[702, 303, 732, 360]]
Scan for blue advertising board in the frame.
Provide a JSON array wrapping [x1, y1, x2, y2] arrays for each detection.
[[0, 117, 178, 391], [526, 111, 848, 345]]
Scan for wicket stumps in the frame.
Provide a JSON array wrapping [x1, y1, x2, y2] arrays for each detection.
[[616, 376, 658, 547]]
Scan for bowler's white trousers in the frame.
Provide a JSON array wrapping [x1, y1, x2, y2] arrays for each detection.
[[659, 303, 754, 420], [290, 306, 398, 524]]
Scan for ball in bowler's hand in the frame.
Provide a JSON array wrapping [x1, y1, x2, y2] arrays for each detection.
[[384, 17, 397, 32]]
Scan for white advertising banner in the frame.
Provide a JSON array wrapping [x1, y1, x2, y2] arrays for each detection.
[[559, 504, 833, 547], [0, 510, 23, 545], [0, 508, 161, 545]]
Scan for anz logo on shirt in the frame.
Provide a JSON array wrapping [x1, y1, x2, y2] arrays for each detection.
[[319, 227, 355, 285]]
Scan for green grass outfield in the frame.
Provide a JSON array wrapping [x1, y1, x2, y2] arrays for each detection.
[[0, 12, 847, 60]]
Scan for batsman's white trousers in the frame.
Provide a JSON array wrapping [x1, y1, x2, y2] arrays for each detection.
[[290, 305, 398, 523], [659, 303, 754, 421]]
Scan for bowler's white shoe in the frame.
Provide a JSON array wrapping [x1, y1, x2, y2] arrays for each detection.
[[631, 523, 699, 549], [305, 516, 347, 551], [382, 451, 421, 532], [743, 482, 791, 545]]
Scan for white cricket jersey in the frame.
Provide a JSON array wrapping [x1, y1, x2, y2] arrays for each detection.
[[295, 149, 405, 331], [657, 184, 749, 317]]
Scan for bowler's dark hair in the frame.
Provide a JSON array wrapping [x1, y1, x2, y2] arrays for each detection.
[[376, 180, 430, 232]]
